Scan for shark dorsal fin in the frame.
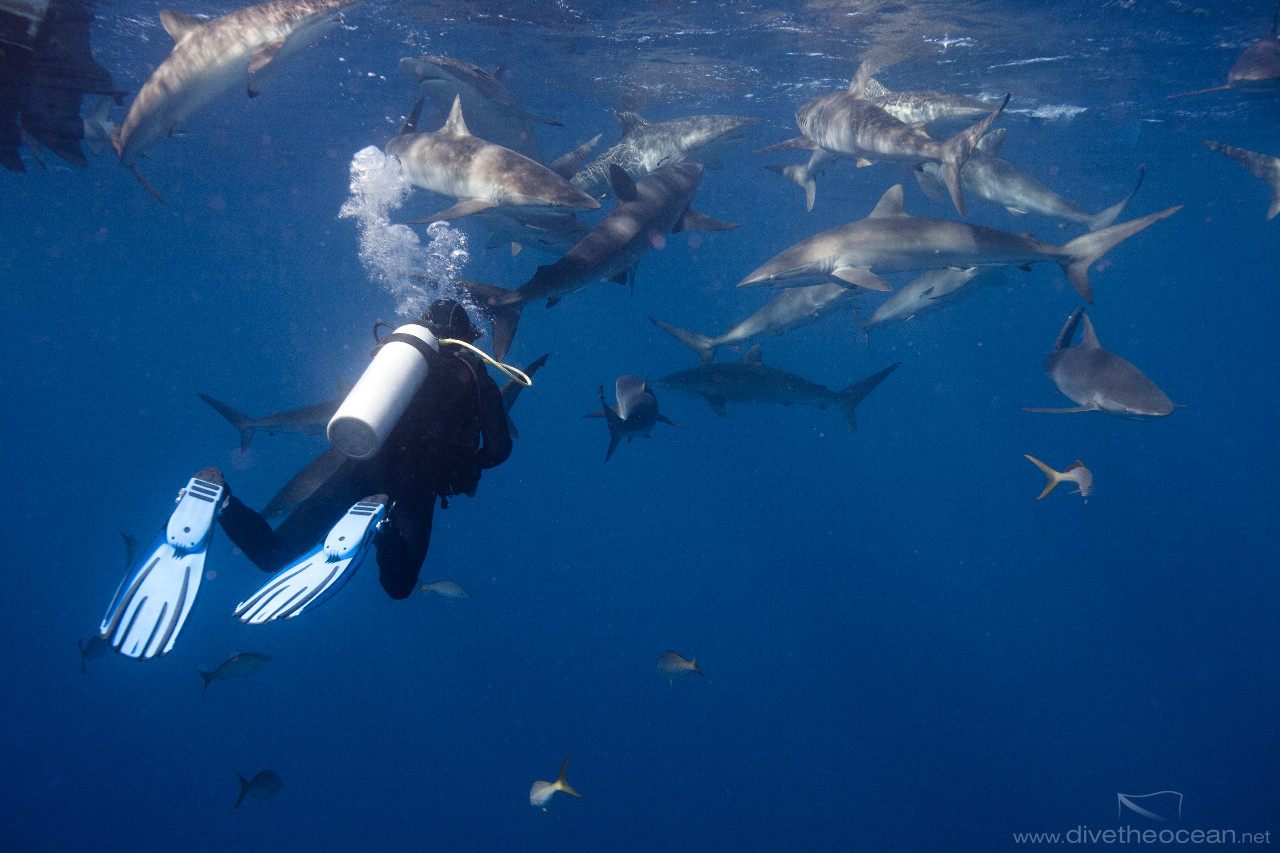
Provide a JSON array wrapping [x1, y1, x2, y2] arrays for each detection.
[[159, 10, 205, 42], [443, 96, 471, 137], [615, 111, 649, 134], [975, 127, 1007, 155], [609, 164, 638, 201], [867, 184, 907, 218], [742, 344, 764, 364], [1079, 313, 1101, 348], [848, 60, 875, 99]]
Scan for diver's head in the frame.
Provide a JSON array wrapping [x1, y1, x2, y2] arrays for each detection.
[[422, 298, 481, 344]]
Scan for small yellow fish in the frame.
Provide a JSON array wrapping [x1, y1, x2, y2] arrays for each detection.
[[655, 649, 708, 684], [1024, 455, 1093, 502], [529, 755, 582, 810]]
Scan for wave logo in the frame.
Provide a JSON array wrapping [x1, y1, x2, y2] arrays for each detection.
[[1117, 791, 1183, 823]]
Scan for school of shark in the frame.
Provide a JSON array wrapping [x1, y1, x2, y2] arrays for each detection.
[[11, 0, 1280, 823]]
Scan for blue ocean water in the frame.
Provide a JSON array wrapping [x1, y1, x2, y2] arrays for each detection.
[[2, 0, 1277, 850]]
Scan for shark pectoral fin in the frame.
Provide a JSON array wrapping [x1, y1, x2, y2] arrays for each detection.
[[855, 158, 875, 168], [608, 269, 630, 287], [913, 170, 949, 205], [1005, 207, 1029, 215], [657, 413, 687, 429], [511, 242, 523, 256], [1016, 264, 1032, 271], [1020, 405, 1099, 413], [832, 267, 892, 292], [755, 136, 816, 153], [412, 198, 498, 222], [608, 164, 639, 202], [675, 208, 740, 232], [159, 10, 205, 42], [546, 296, 561, 307], [248, 38, 287, 77], [520, 108, 563, 126], [706, 396, 728, 417]]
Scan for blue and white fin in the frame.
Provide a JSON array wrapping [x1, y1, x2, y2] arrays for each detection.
[[99, 470, 225, 660], [234, 496, 388, 625]]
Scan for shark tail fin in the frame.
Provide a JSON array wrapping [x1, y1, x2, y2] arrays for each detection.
[[836, 363, 900, 431], [938, 94, 1010, 216], [235, 773, 250, 809], [453, 279, 523, 361], [765, 164, 816, 212], [198, 393, 255, 449], [1059, 205, 1181, 302], [1024, 455, 1064, 500], [1086, 166, 1145, 231], [589, 386, 626, 462], [649, 316, 717, 365]]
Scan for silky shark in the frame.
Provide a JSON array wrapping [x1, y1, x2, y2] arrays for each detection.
[[651, 283, 862, 365], [399, 55, 561, 163], [584, 375, 683, 462], [457, 162, 739, 359], [862, 267, 1005, 330], [652, 346, 899, 431], [198, 384, 351, 449], [570, 110, 760, 199], [111, 0, 363, 201], [1170, 6, 1280, 98], [737, 184, 1181, 303], [259, 352, 548, 518], [1204, 139, 1280, 220], [862, 75, 995, 128], [388, 95, 600, 223], [915, 129, 1145, 231], [761, 60, 1008, 214], [1023, 308, 1174, 418]]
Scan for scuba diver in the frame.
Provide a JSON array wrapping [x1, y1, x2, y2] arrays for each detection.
[[100, 300, 515, 660]]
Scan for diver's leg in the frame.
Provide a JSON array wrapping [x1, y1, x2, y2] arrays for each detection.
[[376, 494, 436, 600], [220, 464, 369, 573]]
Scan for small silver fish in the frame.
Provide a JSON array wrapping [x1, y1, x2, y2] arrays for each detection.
[[198, 652, 271, 699], [1024, 456, 1093, 502], [234, 769, 282, 808], [413, 580, 471, 600], [529, 755, 582, 810], [655, 650, 708, 684]]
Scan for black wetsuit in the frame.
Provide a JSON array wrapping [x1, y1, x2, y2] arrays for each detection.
[[218, 345, 513, 599]]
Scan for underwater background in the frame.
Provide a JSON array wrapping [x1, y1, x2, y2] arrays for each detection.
[[2, 0, 1277, 850]]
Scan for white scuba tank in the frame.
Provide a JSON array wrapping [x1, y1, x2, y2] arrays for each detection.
[[327, 323, 440, 460]]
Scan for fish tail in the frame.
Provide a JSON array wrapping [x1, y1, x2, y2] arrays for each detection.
[[649, 317, 716, 365], [1086, 166, 1145, 231], [1024, 455, 1063, 499], [453, 279, 524, 361], [938, 93, 1010, 216], [765, 164, 817, 212], [198, 393, 255, 449], [234, 773, 249, 809], [1059, 205, 1181, 303], [836, 363, 900, 431], [555, 755, 583, 799], [198, 669, 215, 700]]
